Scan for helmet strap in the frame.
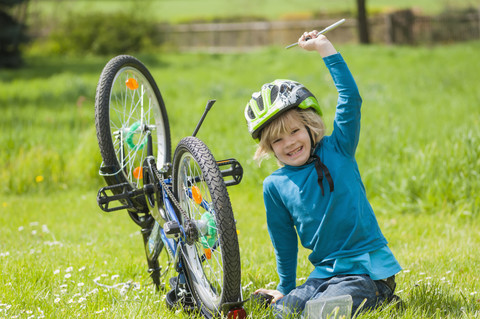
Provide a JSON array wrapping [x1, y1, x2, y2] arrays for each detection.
[[305, 126, 334, 196]]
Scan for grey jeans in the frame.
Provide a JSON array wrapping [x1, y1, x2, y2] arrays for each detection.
[[272, 274, 395, 318]]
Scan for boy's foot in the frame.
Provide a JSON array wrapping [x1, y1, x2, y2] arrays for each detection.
[[389, 294, 405, 310]]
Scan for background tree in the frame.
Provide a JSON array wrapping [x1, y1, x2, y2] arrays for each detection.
[[0, 0, 29, 68], [357, 0, 370, 44]]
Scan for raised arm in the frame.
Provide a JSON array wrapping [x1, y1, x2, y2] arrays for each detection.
[[299, 33, 362, 156]]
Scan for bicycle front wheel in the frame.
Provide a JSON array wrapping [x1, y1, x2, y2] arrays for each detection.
[[172, 137, 241, 317], [95, 55, 171, 224]]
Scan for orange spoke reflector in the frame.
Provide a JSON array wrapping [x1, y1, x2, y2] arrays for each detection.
[[204, 248, 212, 260], [126, 78, 139, 90], [133, 166, 143, 179], [192, 185, 203, 204]]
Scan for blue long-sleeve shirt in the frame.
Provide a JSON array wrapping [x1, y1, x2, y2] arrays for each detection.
[[263, 53, 401, 295]]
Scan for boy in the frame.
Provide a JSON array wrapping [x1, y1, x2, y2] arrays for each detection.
[[245, 32, 401, 318]]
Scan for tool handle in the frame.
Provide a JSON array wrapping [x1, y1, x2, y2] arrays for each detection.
[[285, 18, 346, 49]]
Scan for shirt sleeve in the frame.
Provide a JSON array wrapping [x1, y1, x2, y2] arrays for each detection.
[[323, 53, 363, 157], [263, 178, 298, 295]]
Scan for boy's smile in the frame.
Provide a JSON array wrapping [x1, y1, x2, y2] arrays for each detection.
[[271, 124, 311, 166]]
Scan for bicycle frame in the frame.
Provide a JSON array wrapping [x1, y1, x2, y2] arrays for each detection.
[[96, 130, 246, 318], [95, 55, 246, 317]]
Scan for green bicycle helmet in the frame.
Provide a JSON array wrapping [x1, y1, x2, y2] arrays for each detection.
[[245, 79, 322, 140]]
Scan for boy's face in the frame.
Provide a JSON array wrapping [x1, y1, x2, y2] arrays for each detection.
[[270, 118, 311, 166]]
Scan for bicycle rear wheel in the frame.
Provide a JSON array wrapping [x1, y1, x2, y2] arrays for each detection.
[[95, 55, 171, 225], [172, 137, 241, 318]]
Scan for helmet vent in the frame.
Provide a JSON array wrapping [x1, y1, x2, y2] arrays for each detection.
[[255, 96, 264, 112], [280, 83, 289, 93], [270, 86, 279, 104], [247, 106, 255, 120]]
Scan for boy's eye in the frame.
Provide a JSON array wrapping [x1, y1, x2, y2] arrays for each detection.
[[272, 138, 281, 144], [291, 128, 300, 134]]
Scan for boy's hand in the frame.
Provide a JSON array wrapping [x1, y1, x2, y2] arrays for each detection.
[[254, 288, 284, 303], [298, 32, 337, 58]]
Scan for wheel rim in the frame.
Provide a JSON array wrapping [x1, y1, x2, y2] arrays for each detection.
[[108, 66, 168, 187], [176, 151, 223, 311]]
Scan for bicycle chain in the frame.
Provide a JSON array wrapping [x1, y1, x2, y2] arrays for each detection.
[[148, 158, 200, 245], [150, 160, 190, 222]]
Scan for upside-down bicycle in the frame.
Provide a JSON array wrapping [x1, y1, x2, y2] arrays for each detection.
[[94, 55, 246, 318]]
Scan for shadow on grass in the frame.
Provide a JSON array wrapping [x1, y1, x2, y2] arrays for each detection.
[[0, 53, 169, 82]]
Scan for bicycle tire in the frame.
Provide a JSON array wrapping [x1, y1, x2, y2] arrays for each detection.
[[172, 137, 241, 318], [95, 55, 171, 225]]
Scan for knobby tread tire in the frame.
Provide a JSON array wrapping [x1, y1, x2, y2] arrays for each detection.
[[172, 137, 241, 317]]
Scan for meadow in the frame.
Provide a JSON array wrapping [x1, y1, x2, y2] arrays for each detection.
[[1, 40, 480, 317], [28, 0, 480, 23]]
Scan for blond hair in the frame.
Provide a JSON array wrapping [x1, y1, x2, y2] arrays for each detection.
[[253, 108, 325, 165]]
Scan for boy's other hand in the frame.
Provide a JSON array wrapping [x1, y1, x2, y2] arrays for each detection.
[[254, 288, 284, 304]]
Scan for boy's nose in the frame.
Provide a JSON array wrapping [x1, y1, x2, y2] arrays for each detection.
[[284, 136, 296, 147]]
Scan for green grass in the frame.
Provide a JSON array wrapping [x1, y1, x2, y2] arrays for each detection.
[[1, 192, 479, 318], [1, 41, 480, 317], [28, 0, 480, 23]]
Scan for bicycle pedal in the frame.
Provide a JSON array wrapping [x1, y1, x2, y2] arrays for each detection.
[[169, 276, 178, 288], [216, 158, 243, 187], [96, 183, 134, 212], [164, 221, 181, 238]]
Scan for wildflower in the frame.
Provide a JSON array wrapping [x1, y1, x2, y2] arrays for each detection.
[[64, 274, 72, 279], [54, 269, 60, 275], [41, 225, 50, 233], [54, 298, 60, 303], [18, 226, 24, 231], [44, 241, 63, 247], [2, 202, 7, 207], [87, 288, 99, 296], [120, 286, 128, 296], [66, 267, 73, 272], [79, 266, 86, 272], [78, 283, 84, 287], [35, 176, 44, 183]]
